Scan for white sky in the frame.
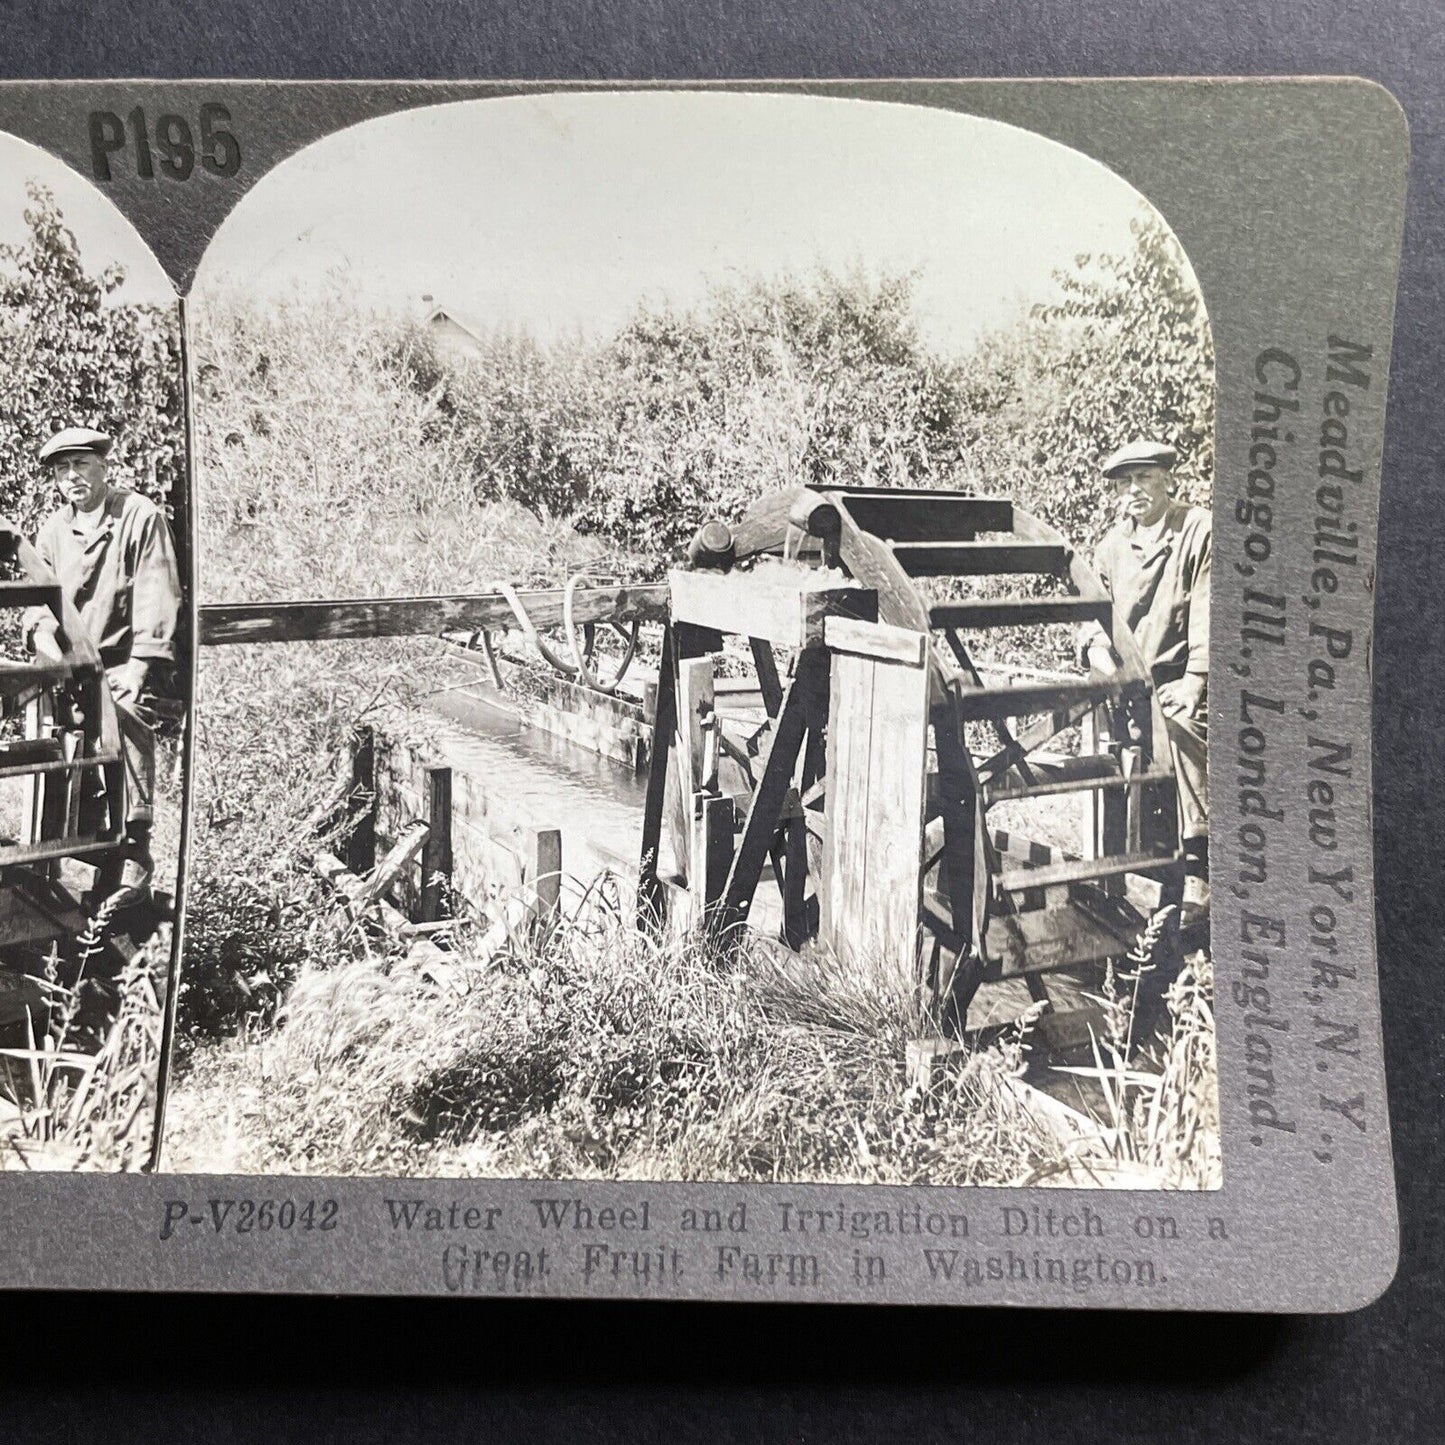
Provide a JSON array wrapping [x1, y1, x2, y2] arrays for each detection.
[[0, 133, 174, 303], [195, 92, 1165, 354]]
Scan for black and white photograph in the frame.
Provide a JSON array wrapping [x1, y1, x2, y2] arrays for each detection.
[[164, 91, 1218, 1187], [0, 135, 188, 1170]]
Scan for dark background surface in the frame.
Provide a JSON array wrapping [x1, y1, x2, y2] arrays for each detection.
[[1, 3, 1441, 1441]]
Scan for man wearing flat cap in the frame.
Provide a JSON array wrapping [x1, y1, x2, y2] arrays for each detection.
[[1078, 438, 1210, 924], [25, 426, 182, 905]]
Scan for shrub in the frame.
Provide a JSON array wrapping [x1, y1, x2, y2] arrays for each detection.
[[0, 184, 182, 536]]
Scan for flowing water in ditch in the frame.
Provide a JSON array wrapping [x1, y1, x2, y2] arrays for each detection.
[[422, 670, 1139, 1067], [427, 682, 651, 887]]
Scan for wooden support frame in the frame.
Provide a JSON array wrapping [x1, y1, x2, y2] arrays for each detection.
[[716, 648, 829, 946], [637, 626, 679, 931]]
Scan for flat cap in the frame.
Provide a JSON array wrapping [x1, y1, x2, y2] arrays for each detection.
[[39, 427, 112, 464], [1101, 439, 1176, 477]]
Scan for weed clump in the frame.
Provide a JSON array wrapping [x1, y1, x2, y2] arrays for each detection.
[[164, 882, 1215, 1190]]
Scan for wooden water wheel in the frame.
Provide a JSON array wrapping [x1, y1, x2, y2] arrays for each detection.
[[637, 484, 1186, 1049]]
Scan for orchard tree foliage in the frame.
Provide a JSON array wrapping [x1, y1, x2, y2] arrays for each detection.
[[950, 216, 1215, 552], [584, 272, 970, 558], [200, 207, 1213, 582], [0, 184, 183, 538], [435, 218, 1209, 565]]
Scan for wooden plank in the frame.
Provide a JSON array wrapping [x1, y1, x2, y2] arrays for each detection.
[[888, 541, 1067, 577], [0, 834, 115, 869], [748, 637, 784, 717], [823, 616, 927, 667], [353, 820, 429, 911], [0, 582, 62, 608], [990, 829, 1063, 867], [781, 794, 809, 949], [669, 563, 874, 649], [931, 688, 989, 961], [527, 827, 563, 920], [198, 583, 669, 646], [987, 765, 1175, 802], [0, 660, 75, 706], [0, 736, 62, 769], [928, 596, 1112, 630], [860, 650, 930, 982], [836, 492, 1013, 541], [692, 792, 735, 933], [821, 650, 875, 962], [821, 644, 929, 983], [418, 765, 453, 924], [834, 514, 933, 633], [998, 849, 1180, 894], [676, 656, 717, 794], [0, 748, 122, 782], [955, 676, 1143, 723]]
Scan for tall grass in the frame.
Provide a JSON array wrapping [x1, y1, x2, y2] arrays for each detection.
[[0, 919, 168, 1171], [166, 881, 1218, 1188]]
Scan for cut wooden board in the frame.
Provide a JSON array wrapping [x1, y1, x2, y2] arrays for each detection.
[[981, 900, 1135, 979], [837, 492, 1013, 541], [823, 616, 928, 667], [669, 562, 875, 649], [821, 636, 930, 986], [199, 583, 670, 646], [889, 541, 1067, 576]]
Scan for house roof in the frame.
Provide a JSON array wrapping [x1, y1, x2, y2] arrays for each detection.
[[421, 303, 486, 344]]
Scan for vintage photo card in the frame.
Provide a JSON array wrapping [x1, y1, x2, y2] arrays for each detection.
[[0, 80, 1408, 1310], [0, 125, 189, 1172]]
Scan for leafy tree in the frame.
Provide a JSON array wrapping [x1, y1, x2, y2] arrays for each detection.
[[583, 270, 971, 560], [0, 183, 183, 540], [952, 214, 1214, 553]]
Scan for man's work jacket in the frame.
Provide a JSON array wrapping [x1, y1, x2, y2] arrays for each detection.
[[1085, 500, 1211, 684], [27, 488, 181, 668]]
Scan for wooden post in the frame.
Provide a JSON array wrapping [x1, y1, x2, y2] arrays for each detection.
[[637, 627, 678, 930], [346, 724, 376, 876], [666, 630, 719, 889], [749, 637, 784, 718], [781, 790, 809, 948], [527, 826, 563, 924], [693, 792, 735, 934], [419, 764, 453, 923], [676, 656, 718, 795]]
